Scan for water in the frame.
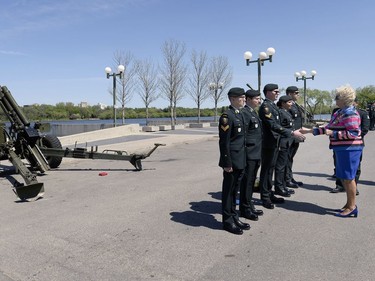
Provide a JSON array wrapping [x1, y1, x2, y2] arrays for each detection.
[[44, 114, 330, 126], [44, 116, 218, 126]]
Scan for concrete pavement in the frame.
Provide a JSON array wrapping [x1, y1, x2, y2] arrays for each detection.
[[0, 126, 374, 281]]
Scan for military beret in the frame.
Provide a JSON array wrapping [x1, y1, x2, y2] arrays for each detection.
[[245, 89, 261, 98], [228, 87, 245, 97], [286, 86, 299, 93], [278, 95, 293, 103], [263, 83, 278, 94]]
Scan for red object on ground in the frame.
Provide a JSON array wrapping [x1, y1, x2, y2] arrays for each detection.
[[99, 172, 108, 176]]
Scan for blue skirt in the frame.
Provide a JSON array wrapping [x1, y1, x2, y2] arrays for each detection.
[[335, 150, 362, 180]]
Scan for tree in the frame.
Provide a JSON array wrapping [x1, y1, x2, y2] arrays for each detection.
[[112, 50, 136, 124], [135, 58, 159, 125], [356, 85, 375, 108], [159, 39, 187, 126], [208, 56, 232, 121], [187, 49, 210, 123], [305, 88, 332, 116]]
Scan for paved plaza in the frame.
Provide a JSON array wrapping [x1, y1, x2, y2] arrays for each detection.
[[1, 126, 374, 281]]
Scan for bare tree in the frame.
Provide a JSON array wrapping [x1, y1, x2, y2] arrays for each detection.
[[135, 58, 159, 125], [112, 50, 136, 124], [159, 39, 187, 126], [208, 56, 232, 121], [187, 49, 210, 123]]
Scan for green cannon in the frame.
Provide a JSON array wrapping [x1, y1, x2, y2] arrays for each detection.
[[0, 85, 164, 201]]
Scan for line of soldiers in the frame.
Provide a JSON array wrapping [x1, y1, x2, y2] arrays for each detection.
[[218, 84, 306, 235]]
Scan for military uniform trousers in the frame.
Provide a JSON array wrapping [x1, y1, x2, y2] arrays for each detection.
[[240, 159, 261, 212], [222, 169, 244, 224], [274, 145, 291, 193], [259, 146, 279, 201], [285, 140, 300, 183]]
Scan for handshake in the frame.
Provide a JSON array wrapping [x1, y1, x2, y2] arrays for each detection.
[[299, 126, 333, 136], [292, 129, 306, 141]]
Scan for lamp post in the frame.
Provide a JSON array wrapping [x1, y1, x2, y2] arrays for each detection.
[[209, 82, 223, 122], [294, 70, 317, 124], [105, 64, 125, 127], [243, 47, 275, 92]]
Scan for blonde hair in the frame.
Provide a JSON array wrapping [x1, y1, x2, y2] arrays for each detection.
[[335, 85, 356, 106]]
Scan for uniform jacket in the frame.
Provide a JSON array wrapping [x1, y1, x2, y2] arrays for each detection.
[[243, 105, 262, 160], [258, 98, 292, 148], [278, 108, 294, 149], [218, 106, 246, 169], [289, 102, 303, 130], [357, 108, 370, 140]]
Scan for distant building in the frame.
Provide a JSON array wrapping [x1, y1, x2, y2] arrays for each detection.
[[98, 103, 107, 110], [79, 102, 88, 108]]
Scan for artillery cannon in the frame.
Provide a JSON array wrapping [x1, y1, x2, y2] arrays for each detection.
[[0, 85, 164, 201]]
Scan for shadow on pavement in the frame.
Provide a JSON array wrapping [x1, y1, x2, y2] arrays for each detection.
[[300, 183, 332, 192], [294, 171, 332, 178], [277, 200, 338, 216], [358, 179, 375, 186], [170, 193, 222, 230]]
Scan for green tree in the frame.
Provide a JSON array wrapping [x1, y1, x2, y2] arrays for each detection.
[[356, 85, 375, 109], [305, 89, 332, 116]]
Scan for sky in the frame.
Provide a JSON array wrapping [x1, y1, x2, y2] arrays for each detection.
[[1, 0, 374, 109]]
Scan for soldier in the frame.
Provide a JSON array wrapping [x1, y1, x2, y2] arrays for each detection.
[[218, 87, 250, 235], [274, 95, 296, 197], [239, 89, 264, 221], [258, 84, 305, 209], [285, 86, 304, 188], [370, 102, 375, 130]]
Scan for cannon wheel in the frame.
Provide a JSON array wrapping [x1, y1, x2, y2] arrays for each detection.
[[40, 135, 63, 168]]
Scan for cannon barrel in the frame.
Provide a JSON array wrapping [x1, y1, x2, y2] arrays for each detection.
[[0, 86, 30, 129]]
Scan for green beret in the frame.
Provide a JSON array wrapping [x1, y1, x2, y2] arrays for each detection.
[[279, 95, 293, 103], [263, 83, 278, 94], [228, 87, 245, 97], [286, 86, 299, 93], [245, 89, 261, 98]]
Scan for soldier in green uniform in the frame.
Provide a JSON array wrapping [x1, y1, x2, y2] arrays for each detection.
[[239, 89, 264, 221], [258, 84, 305, 209], [274, 95, 296, 197], [218, 87, 250, 235], [285, 86, 304, 188]]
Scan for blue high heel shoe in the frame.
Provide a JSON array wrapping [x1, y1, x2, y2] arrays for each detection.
[[334, 206, 358, 218]]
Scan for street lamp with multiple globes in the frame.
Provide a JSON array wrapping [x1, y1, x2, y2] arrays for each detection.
[[209, 82, 224, 122], [294, 70, 317, 124], [105, 64, 125, 127], [243, 47, 276, 92]]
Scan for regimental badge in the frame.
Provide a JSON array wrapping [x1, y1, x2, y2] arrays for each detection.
[[222, 117, 228, 125], [235, 109, 239, 114], [264, 107, 270, 113]]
